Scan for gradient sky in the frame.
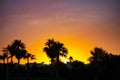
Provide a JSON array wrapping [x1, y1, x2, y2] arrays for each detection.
[[0, 0, 120, 64]]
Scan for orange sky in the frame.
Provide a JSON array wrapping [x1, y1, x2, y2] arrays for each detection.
[[0, 0, 120, 64]]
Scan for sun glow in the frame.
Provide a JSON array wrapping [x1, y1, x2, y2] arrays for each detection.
[[20, 22, 94, 64], [23, 35, 93, 64], [60, 57, 69, 63], [3, 32, 94, 65]]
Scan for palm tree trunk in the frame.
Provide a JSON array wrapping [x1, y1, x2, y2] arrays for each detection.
[[7, 57, 8, 64], [70, 59, 71, 63], [56, 55, 59, 79], [11, 56, 13, 64], [50, 58, 55, 78], [56, 55, 59, 64], [27, 58, 29, 69], [18, 59, 20, 66], [27, 57, 29, 64], [3, 59, 5, 64]]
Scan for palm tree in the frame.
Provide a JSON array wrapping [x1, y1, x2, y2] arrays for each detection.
[[11, 40, 26, 65], [12, 40, 25, 49], [55, 41, 68, 64], [43, 39, 68, 64], [7, 45, 15, 64], [0, 53, 8, 64], [43, 39, 57, 64], [0, 55, 3, 63], [24, 53, 31, 64], [88, 47, 109, 63], [16, 49, 26, 65], [43, 39, 68, 78], [3, 53, 8, 64], [2, 48, 8, 64], [24, 52, 36, 68], [69, 56, 73, 63]]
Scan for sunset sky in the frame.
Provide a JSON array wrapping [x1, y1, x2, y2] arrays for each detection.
[[0, 0, 120, 64]]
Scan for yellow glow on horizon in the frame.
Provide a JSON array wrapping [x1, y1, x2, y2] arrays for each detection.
[[23, 34, 93, 64], [8, 35, 93, 64]]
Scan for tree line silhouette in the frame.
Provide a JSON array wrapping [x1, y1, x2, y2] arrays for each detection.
[[0, 40, 35, 66], [0, 39, 120, 80]]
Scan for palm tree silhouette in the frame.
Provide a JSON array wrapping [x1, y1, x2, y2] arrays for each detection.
[[11, 40, 26, 65], [0, 53, 8, 64], [43, 39, 68, 79], [69, 56, 73, 63], [55, 41, 68, 64], [2, 48, 8, 64], [24, 52, 36, 69], [0, 55, 3, 63], [6, 45, 15, 64], [43, 39, 68, 64], [24, 53, 31, 64], [43, 39, 57, 64], [88, 47, 109, 63]]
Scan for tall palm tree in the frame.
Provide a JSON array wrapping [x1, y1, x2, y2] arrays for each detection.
[[16, 49, 26, 65], [24, 52, 36, 68], [24, 53, 31, 64], [7, 45, 15, 63], [11, 40, 26, 65], [0, 53, 8, 64], [12, 40, 25, 49], [3, 53, 8, 64], [43, 39, 57, 64], [43, 39, 68, 64], [0, 55, 3, 63], [2, 48, 8, 64], [43, 39, 68, 78], [55, 41, 68, 64]]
